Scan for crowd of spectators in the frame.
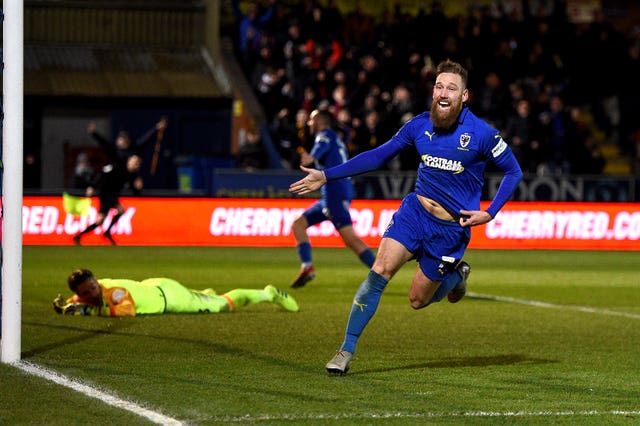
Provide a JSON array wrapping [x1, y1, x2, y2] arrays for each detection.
[[228, 0, 640, 176]]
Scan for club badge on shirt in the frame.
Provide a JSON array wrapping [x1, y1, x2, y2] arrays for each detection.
[[459, 133, 471, 148]]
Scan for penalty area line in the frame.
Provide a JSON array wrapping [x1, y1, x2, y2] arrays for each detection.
[[468, 292, 640, 319], [13, 360, 185, 426]]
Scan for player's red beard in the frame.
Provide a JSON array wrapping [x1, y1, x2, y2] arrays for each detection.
[[430, 96, 464, 129]]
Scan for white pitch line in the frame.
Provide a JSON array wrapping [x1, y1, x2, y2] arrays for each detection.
[[13, 360, 184, 426], [468, 292, 640, 319], [209, 409, 640, 422]]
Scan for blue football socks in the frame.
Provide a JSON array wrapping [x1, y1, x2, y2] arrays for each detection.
[[340, 270, 389, 354], [297, 242, 312, 264], [358, 248, 376, 268], [429, 268, 463, 304]]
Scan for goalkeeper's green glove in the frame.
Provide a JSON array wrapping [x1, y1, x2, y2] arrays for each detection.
[[53, 294, 66, 314], [62, 302, 92, 316]]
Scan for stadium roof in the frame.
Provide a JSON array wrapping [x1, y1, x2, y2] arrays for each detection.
[[24, 44, 228, 98]]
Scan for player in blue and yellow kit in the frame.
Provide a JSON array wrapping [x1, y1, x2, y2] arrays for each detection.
[[54, 268, 298, 316], [290, 60, 523, 375], [290, 109, 375, 288]]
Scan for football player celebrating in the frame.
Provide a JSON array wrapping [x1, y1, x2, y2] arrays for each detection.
[[290, 60, 523, 375]]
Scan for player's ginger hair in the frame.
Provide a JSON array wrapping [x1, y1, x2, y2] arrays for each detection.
[[436, 59, 468, 88]]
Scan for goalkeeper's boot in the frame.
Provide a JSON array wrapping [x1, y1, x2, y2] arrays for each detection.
[[103, 231, 117, 246], [447, 261, 471, 303], [290, 265, 315, 288], [325, 350, 352, 376], [264, 285, 299, 312]]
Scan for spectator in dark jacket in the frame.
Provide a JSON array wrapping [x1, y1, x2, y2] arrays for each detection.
[[236, 126, 268, 171]]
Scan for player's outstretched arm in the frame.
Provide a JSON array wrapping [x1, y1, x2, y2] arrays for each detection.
[[289, 166, 327, 195]]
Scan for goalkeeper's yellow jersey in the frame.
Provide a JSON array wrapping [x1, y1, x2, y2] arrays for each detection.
[[68, 278, 167, 316]]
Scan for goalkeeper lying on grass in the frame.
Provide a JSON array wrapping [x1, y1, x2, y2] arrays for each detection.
[[54, 268, 299, 316]]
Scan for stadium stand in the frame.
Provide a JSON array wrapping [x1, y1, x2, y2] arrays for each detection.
[[12, 0, 640, 194]]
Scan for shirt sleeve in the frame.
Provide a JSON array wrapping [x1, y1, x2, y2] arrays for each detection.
[[309, 134, 330, 165], [485, 136, 523, 218], [102, 286, 137, 316], [324, 138, 404, 180]]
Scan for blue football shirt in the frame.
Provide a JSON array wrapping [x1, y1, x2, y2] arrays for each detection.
[[310, 128, 355, 200], [324, 106, 522, 218]]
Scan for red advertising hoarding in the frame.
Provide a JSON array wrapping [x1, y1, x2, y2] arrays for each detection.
[[18, 196, 640, 250]]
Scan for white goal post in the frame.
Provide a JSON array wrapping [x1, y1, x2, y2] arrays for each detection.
[[1, 0, 24, 363]]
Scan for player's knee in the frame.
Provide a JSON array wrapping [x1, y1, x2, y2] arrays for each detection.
[[408, 278, 438, 309], [292, 215, 307, 231], [408, 293, 429, 310]]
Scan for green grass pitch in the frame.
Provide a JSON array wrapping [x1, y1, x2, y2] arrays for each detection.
[[1, 246, 639, 425]]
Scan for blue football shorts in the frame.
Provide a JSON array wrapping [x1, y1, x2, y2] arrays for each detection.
[[303, 196, 353, 230], [383, 192, 470, 283]]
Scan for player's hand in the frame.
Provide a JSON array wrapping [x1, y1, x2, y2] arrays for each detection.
[[289, 166, 326, 195], [62, 303, 91, 316], [458, 209, 493, 227], [133, 177, 144, 191], [53, 294, 65, 314], [156, 117, 168, 131]]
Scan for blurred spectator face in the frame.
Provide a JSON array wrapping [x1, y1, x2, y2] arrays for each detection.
[[332, 84, 347, 105], [364, 94, 378, 111], [303, 86, 316, 102], [570, 107, 582, 122], [516, 100, 530, 117], [259, 46, 272, 61], [393, 86, 411, 106], [25, 153, 36, 166], [337, 108, 351, 125], [550, 96, 564, 113], [246, 128, 261, 144], [296, 109, 309, 125], [485, 72, 500, 89], [288, 23, 300, 40], [116, 132, 131, 150], [361, 55, 378, 72], [75, 153, 91, 173], [431, 71, 468, 129], [312, 7, 322, 22], [365, 111, 379, 129], [334, 70, 347, 85], [127, 155, 142, 172], [509, 83, 524, 101]]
